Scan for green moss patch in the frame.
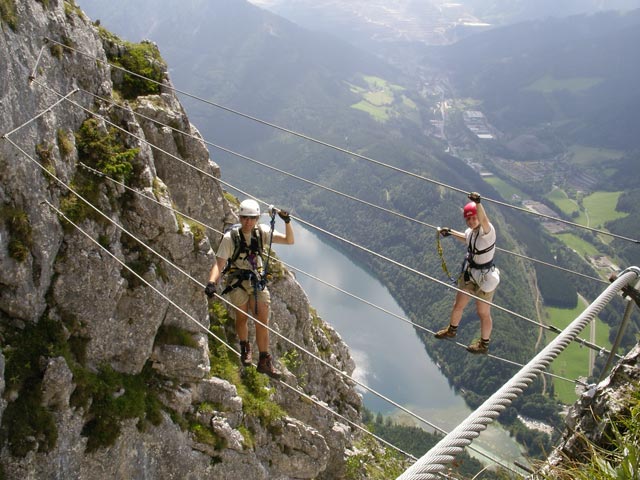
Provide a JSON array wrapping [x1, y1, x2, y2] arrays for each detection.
[[1, 205, 33, 262], [59, 117, 138, 225], [76, 118, 136, 182], [0, 317, 69, 456], [0, 309, 165, 456], [72, 363, 163, 452], [0, 0, 18, 31], [98, 29, 167, 100], [155, 324, 199, 349], [206, 307, 285, 426]]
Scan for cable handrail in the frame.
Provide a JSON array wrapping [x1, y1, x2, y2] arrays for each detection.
[[22, 78, 619, 360], [40, 37, 640, 245], [75, 87, 609, 286], [78, 161, 586, 388], [2, 37, 629, 479]]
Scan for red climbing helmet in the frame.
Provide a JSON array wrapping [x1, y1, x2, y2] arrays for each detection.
[[463, 202, 477, 218]]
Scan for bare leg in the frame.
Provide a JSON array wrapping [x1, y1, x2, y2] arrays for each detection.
[[248, 298, 271, 353], [235, 303, 249, 341], [450, 291, 472, 327], [476, 300, 493, 339]]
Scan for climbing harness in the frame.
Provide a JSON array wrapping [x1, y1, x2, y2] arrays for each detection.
[[464, 229, 500, 292], [466, 229, 495, 268], [220, 209, 277, 313], [437, 227, 499, 291]]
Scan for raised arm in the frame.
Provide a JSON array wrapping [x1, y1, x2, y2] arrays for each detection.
[[476, 202, 491, 234], [272, 209, 294, 245], [468, 192, 490, 234]]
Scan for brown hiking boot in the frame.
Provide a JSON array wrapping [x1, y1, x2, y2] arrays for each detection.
[[434, 325, 457, 339], [240, 341, 253, 367], [466, 339, 489, 354], [257, 352, 281, 379]]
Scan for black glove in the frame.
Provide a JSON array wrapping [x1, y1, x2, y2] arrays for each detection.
[[468, 192, 481, 203], [204, 282, 217, 298], [439, 227, 452, 237], [278, 209, 291, 224]]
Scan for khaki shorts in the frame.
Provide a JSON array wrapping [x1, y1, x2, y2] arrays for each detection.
[[458, 274, 495, 302], [225, 279, 271, 307]]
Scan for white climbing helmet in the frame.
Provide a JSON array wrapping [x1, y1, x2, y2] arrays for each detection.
[[239, 199, 260, 217]]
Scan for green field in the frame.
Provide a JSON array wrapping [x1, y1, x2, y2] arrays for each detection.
[[351, 100, 392, 121], [546, 187, 583, 219], [568, 144, 624, 166], [545, 188, 627, 230], [349, 75, 416, 123], [524, 74, 603, 93], [556, 232, 601, 257], [583, 191, 628, 228], [483, 176, 529, 203], [545, 299, 611, 404]]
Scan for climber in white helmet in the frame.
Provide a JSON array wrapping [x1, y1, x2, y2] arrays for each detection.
[[205, 198, 294, 378]]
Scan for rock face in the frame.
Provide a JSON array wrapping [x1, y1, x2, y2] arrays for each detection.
[[535, 343, 640, 477], [0, 1, 363, 478]]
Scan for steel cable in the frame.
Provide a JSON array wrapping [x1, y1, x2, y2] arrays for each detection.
[[40, 37, 640, 244]]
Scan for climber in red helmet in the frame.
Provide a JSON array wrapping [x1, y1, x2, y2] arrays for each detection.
[[434, 192, 500, 354]]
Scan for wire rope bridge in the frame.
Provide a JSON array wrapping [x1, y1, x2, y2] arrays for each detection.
[[397, 267, 640, 480]]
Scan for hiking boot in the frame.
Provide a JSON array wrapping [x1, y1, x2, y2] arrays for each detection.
[[466, 339, 489, 354], [434, 325, 457, 339], [240, 341, 253, 367], [257, 352, 282, 379]]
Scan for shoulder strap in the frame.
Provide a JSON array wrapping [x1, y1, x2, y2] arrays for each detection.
[[229, 226, 244, 262], [251, 226, 264, 257], [468, 230, 495, 257], [229, 226, 264, 263]]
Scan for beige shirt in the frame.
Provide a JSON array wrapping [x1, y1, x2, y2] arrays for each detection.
[[216, 224, 276, 271]]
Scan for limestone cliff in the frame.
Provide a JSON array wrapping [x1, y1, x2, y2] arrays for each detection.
[[533, 343, 640, 478], [0, 1, 382, 478]]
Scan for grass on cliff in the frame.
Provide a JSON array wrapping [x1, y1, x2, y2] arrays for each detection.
[[535, 389, 640, 479], [60, 117, 137, 225], [0, 313, 164, 457], [344, 434, 406, 480], [97, 27, 166, 100], [72, 363, 164, 452], [0, 317, 64, 456], [208, 299, 285, 425], [75, 118, 136, 181], [0, 205, 33, 262], [0, 0, 17, 30]]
